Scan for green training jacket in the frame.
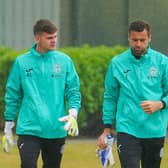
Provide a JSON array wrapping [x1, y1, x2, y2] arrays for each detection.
[[4, 44, 81, 138], [103, 47, 168, 138]]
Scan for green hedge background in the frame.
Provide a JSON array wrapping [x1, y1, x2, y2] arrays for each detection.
[[0, 45, 127, 136]]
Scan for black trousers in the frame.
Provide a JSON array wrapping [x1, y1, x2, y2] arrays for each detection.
[[117, 132, 165, 168], [17, 135, 65, 168]]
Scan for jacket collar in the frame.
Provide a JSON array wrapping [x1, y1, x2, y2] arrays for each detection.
[[30, 44, 55, 57], [128, 46, 152, 63]]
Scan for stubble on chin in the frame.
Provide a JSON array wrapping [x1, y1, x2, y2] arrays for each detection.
[[132, 48, 146, 57]]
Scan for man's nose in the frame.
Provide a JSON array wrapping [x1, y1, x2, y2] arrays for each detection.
[[135, 40, 141, 46]]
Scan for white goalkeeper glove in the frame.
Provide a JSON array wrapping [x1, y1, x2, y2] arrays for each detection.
[[3, 121, 15, 152], [59, 108, 79, 136], [96, 134, 115, 168]]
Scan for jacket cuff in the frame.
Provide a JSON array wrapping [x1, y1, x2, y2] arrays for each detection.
[[104, 124, 112, 129], [161, 100, 166, 109]]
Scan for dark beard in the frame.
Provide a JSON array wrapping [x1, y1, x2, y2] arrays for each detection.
[[131, 48, 146, 58]]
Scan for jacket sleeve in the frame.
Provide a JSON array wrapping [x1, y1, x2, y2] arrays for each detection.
[[103, 61, 119, 126], [64, 59, 81, 112], [4, 59, 23, 120], [161, 57, 168, 108]]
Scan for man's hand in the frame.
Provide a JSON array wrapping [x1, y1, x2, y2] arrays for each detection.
[[140, 100, 164, 114], [59, 108, 79, 136], [3, 121, 15, 152], [97, 128, 111, 149], [96, 134, 115, 167]]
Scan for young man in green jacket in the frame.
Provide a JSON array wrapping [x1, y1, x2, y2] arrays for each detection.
[[4, 19, 81, 168], [98, 20, 168, 168]]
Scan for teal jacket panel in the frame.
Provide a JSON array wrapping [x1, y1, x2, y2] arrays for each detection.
[[4, 45, 81, 138], [103, 47, 168, 138]]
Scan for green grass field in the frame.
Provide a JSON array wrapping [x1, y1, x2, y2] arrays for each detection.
[[0, 138, 168, 168]]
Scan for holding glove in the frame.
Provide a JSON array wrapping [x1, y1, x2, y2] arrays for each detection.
[[59, 108, 79, 136], [2, 121, 15, 152], [96, 134, 115, 168]]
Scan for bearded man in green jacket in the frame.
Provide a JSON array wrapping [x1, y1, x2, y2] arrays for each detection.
[[98, 20, 168, 168]]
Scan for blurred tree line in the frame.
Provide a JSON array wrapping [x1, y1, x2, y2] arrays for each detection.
[[0, 45, 127, 136]]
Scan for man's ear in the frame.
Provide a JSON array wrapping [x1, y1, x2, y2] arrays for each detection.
[[35, 34, 40, 43], [148, 35, 152, 43]]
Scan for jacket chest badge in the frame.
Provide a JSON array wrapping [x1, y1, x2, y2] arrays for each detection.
[[149, 67, 158, 77], [54, 64, 61, 73]]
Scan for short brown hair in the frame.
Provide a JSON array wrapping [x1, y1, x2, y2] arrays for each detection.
[[129, 20, 151, 35], [33, 19, 57, 35]]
